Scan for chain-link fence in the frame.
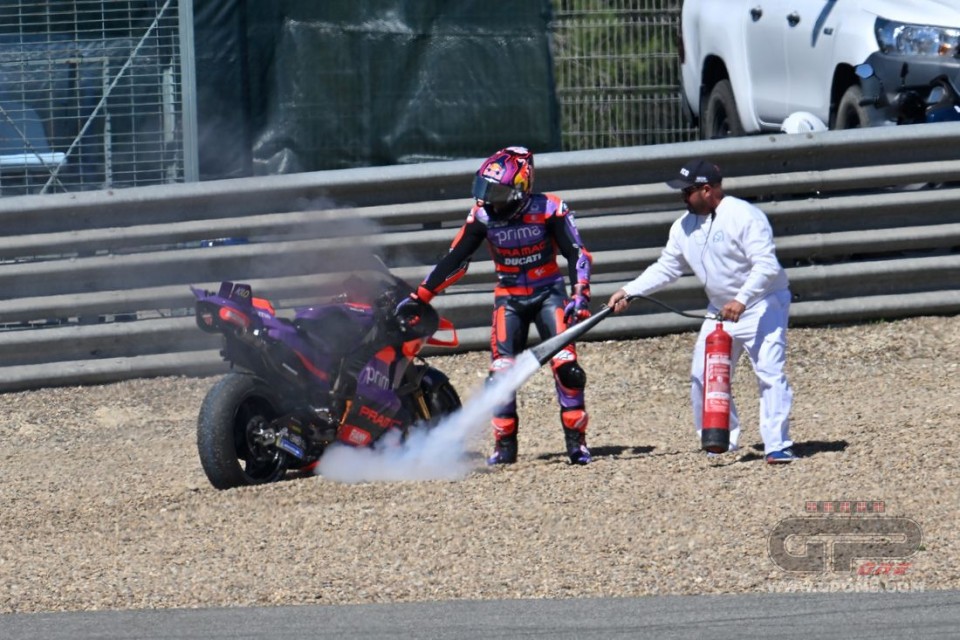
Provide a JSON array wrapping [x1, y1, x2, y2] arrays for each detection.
[[550, 0, 696, 151], [0, 0, 187, 197], [0, 0, 691, 197]]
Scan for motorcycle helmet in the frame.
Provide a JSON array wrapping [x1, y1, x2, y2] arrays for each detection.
[[472, 146, 534, 220], [780, 111, 828, 134]]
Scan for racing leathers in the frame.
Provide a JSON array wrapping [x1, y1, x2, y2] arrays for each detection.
[[415, 193, 594, 463]]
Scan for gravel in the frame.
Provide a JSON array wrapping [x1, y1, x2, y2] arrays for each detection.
[[1, 315, 958, 613]]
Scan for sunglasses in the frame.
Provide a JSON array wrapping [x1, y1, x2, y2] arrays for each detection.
[[681, 183, 709, 196]]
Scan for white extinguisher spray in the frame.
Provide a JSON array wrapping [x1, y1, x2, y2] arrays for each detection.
[[702, 321, 732, 453]]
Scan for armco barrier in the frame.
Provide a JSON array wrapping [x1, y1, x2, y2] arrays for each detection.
[[1, 122, 960, 391]]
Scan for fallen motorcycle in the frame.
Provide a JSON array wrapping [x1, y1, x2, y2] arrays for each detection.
[[191, 270, 462, 490]]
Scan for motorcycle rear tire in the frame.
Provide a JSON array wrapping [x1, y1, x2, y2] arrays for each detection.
[[197, 372, 288, 490]]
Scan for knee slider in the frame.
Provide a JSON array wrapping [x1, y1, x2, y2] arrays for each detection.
[[555, 361, 586, 391]]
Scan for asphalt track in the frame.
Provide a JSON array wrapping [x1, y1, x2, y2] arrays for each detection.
[[3, 592, 959, 639]]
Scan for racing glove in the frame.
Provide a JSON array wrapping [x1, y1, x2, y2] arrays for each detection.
[[393, 293, 423, 331], [563, 284, 592, 326]]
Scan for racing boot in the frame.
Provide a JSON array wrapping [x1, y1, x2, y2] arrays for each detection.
[[561, 408, 591, 465], [564, 428, 592, 465], [487, 416, 518, 465], [487, 434, 518, 465]]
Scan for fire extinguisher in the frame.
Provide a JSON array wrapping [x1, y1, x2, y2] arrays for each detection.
[[702, 321, 732, 453]]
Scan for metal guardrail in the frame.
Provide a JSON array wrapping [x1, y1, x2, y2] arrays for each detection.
[[2, 122, 960, 391]]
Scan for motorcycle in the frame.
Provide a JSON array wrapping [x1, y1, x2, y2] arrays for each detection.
[[856, 62, 960, 125], [191, 269, 462, 490]]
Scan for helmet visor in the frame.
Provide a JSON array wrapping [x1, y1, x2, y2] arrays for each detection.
[[472, 175, 520, 206]]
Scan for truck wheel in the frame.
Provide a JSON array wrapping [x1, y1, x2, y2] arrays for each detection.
[[835, 85, 870, 129], [702, 80, 744, 139]]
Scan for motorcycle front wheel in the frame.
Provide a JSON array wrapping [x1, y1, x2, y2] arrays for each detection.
[[416, 365, 462, 425], [197, 372, 288, 490]]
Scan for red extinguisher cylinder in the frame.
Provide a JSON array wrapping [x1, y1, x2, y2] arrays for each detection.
[[702, 322, 732, 453]]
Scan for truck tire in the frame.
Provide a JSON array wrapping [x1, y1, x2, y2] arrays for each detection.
[[835, 84, 870, 129], [702, 80, 744, 139]]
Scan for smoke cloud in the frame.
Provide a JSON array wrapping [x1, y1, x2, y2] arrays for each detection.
[[316, 351, 541, 483]]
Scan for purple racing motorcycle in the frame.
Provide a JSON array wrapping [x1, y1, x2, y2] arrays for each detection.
[[191, 270, 462, 490]]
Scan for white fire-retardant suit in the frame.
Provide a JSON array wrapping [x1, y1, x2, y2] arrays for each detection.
[[621, 194, 793, 455]]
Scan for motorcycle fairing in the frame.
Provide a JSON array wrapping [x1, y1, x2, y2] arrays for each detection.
[[337, 345, 415, 446]]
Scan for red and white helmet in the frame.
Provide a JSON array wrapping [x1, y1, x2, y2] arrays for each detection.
[[472, 146, 534, 220]]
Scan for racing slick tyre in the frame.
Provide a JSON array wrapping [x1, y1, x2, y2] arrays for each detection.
[[416, 365, 462, 427], [197, 372, 287, 490]]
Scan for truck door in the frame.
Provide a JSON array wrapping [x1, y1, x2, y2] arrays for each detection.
[[784, 1, 840, 123], [744, 0, 793, 125]]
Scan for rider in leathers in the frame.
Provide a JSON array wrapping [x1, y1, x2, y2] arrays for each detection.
[[408, 146, 594, 465]]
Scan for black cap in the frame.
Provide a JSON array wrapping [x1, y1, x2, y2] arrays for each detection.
[[666, 159, 722, 189]]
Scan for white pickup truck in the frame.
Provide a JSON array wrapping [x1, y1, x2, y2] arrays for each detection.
[[679, 0, 960, 138]]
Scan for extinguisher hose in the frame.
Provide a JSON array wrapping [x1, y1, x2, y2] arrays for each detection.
[[625, 294, 722, 321]]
